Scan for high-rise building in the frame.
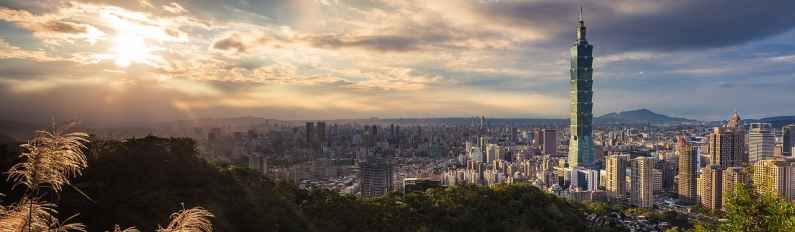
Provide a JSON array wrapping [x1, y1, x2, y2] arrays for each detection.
[[305, 122, 315, 144], [568, 8, 595, 168], [708, 112, 746, 167], [486, 144, 500, 163], [722, 166, 750, 208], [783, 124, 795, 156], [605, 154, 628, 199], [480, 114, 487, 131], [543, 129, 558, 156], [631, 157, 654, 208], [698, 165, 723, 211], [533, 129, 543, 147], [653, 169, 663, 194], [752, 159, 793, 201], [248, 153, 268, 175], [748, 123, 774, 163], [359, 157, 394, 198], [677, 135, 698, 204], [316, 121, 327, 146]]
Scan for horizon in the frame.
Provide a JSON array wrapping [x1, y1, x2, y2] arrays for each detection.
[[2, 1, 795, 230], [2, 1, 795, 123], [5, 107, 789, 127]]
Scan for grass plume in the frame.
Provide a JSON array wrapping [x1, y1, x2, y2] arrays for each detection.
[[0, 198, 85, 232], [157, 207, 214, 232], [7, 128, 89, 193], [109, 225, 140, 232]]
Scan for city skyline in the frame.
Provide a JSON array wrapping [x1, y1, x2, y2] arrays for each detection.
[[2, 1, 795, 231], [1, 1, 795, 124]]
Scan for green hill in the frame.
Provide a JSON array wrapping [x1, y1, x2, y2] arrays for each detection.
[[0, 136, 594, 232]]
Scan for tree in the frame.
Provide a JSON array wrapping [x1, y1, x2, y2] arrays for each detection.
[[720, 184, 795, 232]]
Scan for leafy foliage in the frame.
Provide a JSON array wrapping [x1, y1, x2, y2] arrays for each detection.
[[2, 136, 595, 231], [718, 184, 795, 232]]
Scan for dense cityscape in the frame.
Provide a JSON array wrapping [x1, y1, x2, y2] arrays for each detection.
[[2, 1, 795, 232], [54, 11, 790, 231]]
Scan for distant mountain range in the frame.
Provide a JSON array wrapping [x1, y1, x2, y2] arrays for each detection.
[[2, 109, 793, 134], [595, 109, 697, 125], [743, 116, 795, 128]]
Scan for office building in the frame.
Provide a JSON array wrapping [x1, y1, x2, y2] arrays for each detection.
[[305, 122, 315, 144], [543, 129, 558, 156], [783, 124, 795, 156], [568, 9, 595, 168], [708, 112, 746, 167], [748, 123, 774, 163]]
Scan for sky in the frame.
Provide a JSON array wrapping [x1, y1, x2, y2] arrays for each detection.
[[0, 0, 794, 124]]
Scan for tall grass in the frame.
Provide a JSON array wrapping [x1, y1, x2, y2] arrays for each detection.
[[0, 125, 215, 232], [0, 198, 85, 231], [157, 207, 215, 232], [7, 129, 89, 193]]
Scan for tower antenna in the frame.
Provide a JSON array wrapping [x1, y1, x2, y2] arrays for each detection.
[[579, 5, 583, 21]]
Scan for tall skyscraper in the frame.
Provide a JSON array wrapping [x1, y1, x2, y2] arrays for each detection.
[[316, 121, 327, 145], [752, 159, 794, 201], [698, 165, 723, 211], [748, 123, 774, 163], [783, 124, 795, 156], [568, 8, 595, 168], [305, 122, 315, 144], [630, 157, 654, 208], [677, 135, 698, 204], [542, 129, 558, 156], [708, 112, 746, 167], [606, 154, 628, 199]]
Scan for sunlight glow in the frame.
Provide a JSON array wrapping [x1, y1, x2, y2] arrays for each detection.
[[112, 32, 150, 68]]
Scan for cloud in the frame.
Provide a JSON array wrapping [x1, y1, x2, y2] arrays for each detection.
[[211, 33, 248, 53], [2, 0, 795, 123], [479, 1, 795, 52], [162, 2, 187, 14]]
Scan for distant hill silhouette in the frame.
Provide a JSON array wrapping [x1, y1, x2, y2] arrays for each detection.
[[0, 120, 41, 140], [596, 109, 696, 125], [0, 136, 597, 232], [744, 115, 795, 128]]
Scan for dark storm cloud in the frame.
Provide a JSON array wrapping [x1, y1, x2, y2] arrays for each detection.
[[478, 0, 795, 53]]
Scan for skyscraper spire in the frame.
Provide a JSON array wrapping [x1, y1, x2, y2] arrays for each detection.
[[576, 6, 587, 41]]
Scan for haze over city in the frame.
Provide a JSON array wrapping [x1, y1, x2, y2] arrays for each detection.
[[4, 1, 795, 232], [1, 1, 795, 125]]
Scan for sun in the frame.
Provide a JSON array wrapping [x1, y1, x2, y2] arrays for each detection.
[[112, 32, 150, 68]]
